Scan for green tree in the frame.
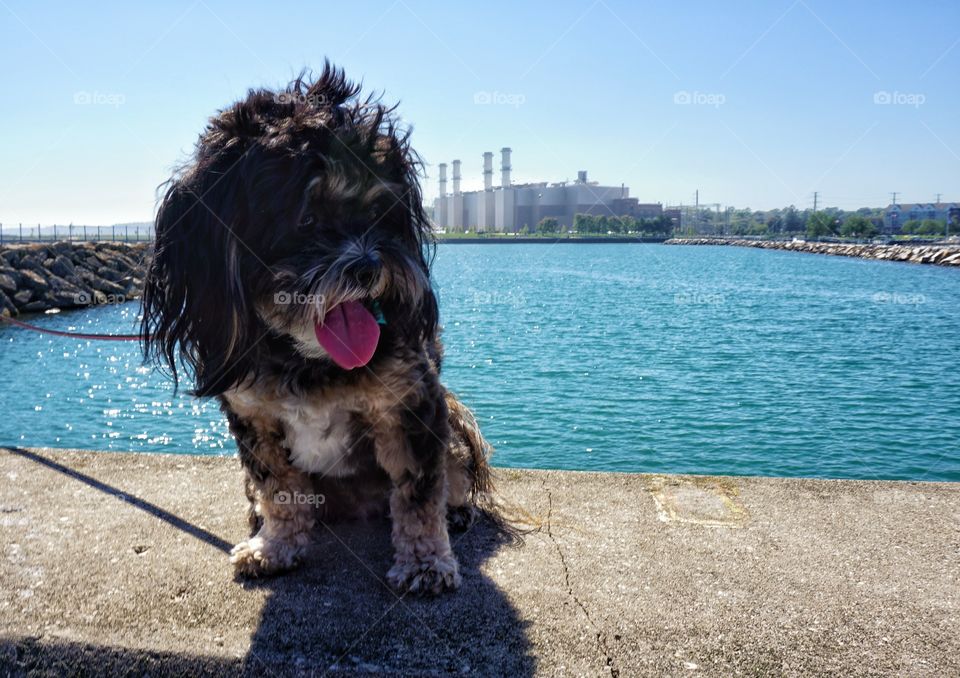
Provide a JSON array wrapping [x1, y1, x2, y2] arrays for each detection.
[[840, 215, 878, 238], [645, 215, 672, 236], [766, 213, 784, 234], [806, 211, 838, 239], [901, 219, 921, 234], [536, 217, 560, 234], [784, 206, 804, 233], [918, 219, 945, 235], [573, 213, 595, 234]]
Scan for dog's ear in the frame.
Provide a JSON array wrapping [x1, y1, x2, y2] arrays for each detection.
[[141, 168, 256, 397]]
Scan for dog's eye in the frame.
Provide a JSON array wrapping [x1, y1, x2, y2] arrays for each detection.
[[298, 214, 317, 229]]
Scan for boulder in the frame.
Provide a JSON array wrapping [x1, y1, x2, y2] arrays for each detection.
[[13, 290, 32, 306], [21, 300, 48, 313], [125, 278, 143, 297], [91, 277, 127, 297], [48, 288, 86, 308], [50, 254, 76, 278], [0, 273, 16, 294], [17, 255, 46, 272], [96, 266, 123, 282], [0, 266, 22, 285], [19, 269, 50, 292], [93, 251, 120, 269], [0, 290, 15, 314]]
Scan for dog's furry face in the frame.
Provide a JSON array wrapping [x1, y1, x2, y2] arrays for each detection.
[[141, 64, 437, 395]]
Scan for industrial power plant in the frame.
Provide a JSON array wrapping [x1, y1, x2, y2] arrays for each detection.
[[432, 148, 658, 232]]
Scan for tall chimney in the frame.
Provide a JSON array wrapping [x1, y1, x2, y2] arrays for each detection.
[[452, 159, 462, 196], [483, 152, 493, 191], [438, 163, 447, 198], [500, 147, 512, 187]]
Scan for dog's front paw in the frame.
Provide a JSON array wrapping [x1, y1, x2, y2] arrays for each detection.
[[230, 536, 301, 578], [387, 553, 461, 595]]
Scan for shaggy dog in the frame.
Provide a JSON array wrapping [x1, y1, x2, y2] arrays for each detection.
[[141, 64, 491, 595]]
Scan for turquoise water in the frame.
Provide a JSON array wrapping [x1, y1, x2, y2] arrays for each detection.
[[1, 244, 958, 481]]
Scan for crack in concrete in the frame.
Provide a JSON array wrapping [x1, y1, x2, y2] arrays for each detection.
[[542, 479, 620, 678]]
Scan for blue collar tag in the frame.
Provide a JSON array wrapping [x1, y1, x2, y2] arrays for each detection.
[[371, 300, 387, 325]]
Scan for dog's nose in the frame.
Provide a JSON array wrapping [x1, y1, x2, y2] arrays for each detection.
[[352, 253, 381, 288]]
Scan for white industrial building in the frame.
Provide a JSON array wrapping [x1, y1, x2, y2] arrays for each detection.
[[432, 148, 641, 232]]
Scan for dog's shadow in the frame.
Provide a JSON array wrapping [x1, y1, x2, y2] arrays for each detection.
[[240, 515, 535, 676]]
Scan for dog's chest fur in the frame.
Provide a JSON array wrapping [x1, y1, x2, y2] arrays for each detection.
[[225, 385, 370, 478]]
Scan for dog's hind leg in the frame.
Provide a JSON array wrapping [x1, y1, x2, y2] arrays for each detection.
[[224, 409, 315, 577]]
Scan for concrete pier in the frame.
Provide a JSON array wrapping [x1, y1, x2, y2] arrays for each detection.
[[1, 447, 957, 676]]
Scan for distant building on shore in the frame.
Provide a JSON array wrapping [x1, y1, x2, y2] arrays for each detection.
[[432, 149, 646, 232], [883, 202, 959, 232]]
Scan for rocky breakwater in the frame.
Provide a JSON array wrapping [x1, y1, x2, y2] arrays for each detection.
[[0, 242, 150, 316], [665, 238, 960, 267]]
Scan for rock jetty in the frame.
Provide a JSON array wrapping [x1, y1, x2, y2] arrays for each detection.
[[0, 242, 150, 316], [665, 238, 960, 267]]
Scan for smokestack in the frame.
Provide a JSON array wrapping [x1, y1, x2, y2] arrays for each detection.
[[452, 159, 461, 196], [500, 147, 512, 187], [483, 152, 493, 191], [438, 163, 447, 198]]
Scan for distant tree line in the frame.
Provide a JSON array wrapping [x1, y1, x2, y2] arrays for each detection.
[[900, 219, 948, 235], [441, 205, 953, 239], [678, 205, 953, 239]]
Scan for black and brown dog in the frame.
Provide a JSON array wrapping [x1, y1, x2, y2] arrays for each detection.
[[141, 63, 491, 595]]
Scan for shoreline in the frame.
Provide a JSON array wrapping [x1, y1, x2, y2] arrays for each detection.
[[665, 237, 960, 267], [436, 235, 667, 244]]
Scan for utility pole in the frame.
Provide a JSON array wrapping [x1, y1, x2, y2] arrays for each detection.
[[935, 193, 942, 203], [695, 189, 699, 232], [813, 192, 819, 212], [890, 192, 898, 205]]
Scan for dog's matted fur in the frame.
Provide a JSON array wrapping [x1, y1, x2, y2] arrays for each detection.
[[141, 63, 492, 595]]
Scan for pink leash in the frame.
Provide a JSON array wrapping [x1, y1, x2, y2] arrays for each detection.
[[0, 315, 146, 341]]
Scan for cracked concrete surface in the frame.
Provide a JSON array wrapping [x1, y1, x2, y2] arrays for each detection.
[[543, 479, 620, 677], [1, 447, 958, 676]]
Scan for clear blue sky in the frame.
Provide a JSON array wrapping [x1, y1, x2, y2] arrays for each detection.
[[1, 0, 958, 225]]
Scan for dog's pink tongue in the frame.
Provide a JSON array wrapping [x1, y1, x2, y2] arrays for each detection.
[[314, 301, 381, 369]]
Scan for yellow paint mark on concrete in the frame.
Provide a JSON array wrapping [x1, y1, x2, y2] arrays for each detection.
[[646, 475, 748, 527]]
